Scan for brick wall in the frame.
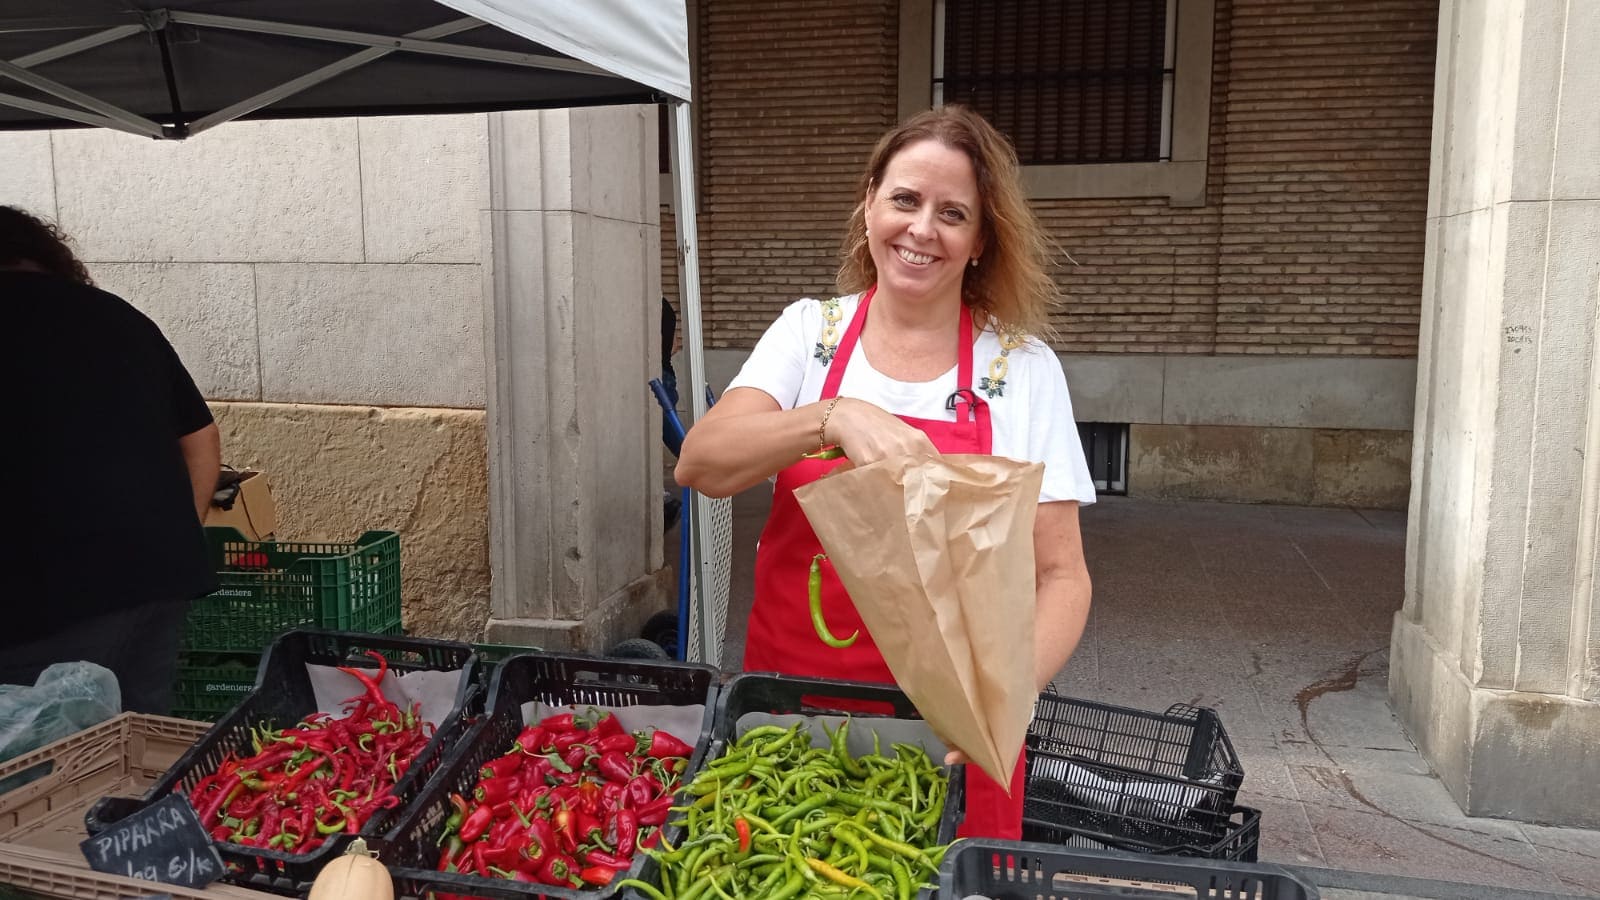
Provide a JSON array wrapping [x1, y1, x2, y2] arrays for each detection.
[[675, 0, 1436, 357], [1213, 0, 1434, 355]]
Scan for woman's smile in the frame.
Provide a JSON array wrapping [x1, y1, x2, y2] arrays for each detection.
[[894, 246, 937, 266]]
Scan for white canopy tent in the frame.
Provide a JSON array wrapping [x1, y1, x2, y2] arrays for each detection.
[[0, 0, 727, 662]]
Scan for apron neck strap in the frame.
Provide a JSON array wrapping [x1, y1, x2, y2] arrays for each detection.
[[820, 286, 977, 414]]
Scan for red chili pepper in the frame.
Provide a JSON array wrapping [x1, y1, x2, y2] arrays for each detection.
[[595, 733, 637, 755], [459, 803, 494, 843], [576, 810, 608, 849], [561, 742, 593, 771], [583, 848, 632, 869], [597, 751, 635, 784], [634, 796, 674, 827], [475, 775, 520, 805], [552, 730, 588, 753], [614, 808, 639, 856], [472, 842, 492, 877], [336, 651, 393, 718], [512, 726, 548, 755], [538, 853, 583, 888], [548, 785, 578, 809], [552, 807, 579, 853], [734, 816, 751, 854], [590, 711, 624, 740], [480, 754, 522, 780], [576, 780, 602, 814], [625, 775, 656, 807], [198, 773, 242, 824], [488, 832, 532, 868], [526, 817, 556, 864], [538, 712, 577, 733], [638, 728, 693, 760], [601, 781, 626, 810], [579, 864, 621, 886]]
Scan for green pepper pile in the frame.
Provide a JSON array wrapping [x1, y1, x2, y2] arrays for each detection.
[[619, 719, 950, 900]]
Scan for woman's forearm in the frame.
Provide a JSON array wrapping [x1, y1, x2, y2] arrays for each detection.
[[675, 394, 834, 498], [1030, 501, 1092, 692], [1033, 569, 1091, 692]]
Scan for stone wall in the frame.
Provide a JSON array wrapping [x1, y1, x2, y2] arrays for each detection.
[[0, 114, 494, 640]]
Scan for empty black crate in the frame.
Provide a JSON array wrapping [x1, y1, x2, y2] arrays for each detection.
[[86, 629, 481, 896], [940, 838, 1317, 899], [1023, 694, 1245, 856], [1025, 801, 1262, 861], [387, 652, 720, 900]]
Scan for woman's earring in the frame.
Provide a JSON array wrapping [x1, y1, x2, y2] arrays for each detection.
[[969, 258, 979, 267]]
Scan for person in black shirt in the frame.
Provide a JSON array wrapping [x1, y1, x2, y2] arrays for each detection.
[[0, 206, 220, 714]]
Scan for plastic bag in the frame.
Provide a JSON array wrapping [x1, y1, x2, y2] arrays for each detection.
[[0, 661, 122, 767]]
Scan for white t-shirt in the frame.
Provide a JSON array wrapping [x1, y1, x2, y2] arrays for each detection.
[[727, 294, 1098, 505]]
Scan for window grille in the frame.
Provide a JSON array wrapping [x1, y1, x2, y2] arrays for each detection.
[[935, 0, 1175, 165], [1077, 422, 1129, 494]]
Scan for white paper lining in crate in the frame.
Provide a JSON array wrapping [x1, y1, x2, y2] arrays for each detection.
[[1030, 753, 1227, 822], [305, 665, 464, 730], [521, 701, 707, 747], [734, 712, 949, 760]]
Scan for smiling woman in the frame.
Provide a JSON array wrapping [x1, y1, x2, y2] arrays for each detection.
[[673, 105, 1097, 842]]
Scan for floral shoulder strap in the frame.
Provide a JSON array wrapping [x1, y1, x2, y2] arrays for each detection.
[[979, 326, 1026, 398], [813, 297, 844, 365]]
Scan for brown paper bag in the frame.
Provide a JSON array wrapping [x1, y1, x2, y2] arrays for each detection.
[[794, 453, 1043, 789]]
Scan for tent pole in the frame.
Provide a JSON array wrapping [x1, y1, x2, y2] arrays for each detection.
[[669, 99, 717, 664]]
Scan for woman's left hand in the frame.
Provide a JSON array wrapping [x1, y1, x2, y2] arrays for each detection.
[[944, 747, 972, 767]]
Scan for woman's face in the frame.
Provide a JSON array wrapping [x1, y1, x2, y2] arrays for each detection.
[[864, 139, 984, 309]]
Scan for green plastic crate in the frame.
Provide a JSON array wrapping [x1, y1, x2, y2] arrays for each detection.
[[182, 527, 402, 654], [171, 652, 260, 721]]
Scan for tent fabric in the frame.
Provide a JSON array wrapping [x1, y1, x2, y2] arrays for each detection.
[[440, 1, 690, 103], [0, 0, 689, 136]]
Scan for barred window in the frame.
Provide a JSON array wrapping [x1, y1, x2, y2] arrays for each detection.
[[935, 0, 1175, 166]]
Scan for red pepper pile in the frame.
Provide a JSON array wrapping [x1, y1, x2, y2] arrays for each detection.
[[185, 650, 435, 854], [434, 708, 694, 891]]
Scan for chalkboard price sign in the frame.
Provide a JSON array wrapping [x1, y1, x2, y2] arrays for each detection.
[[79, 794, 225, 888]]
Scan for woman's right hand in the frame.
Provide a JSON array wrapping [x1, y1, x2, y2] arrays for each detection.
[[826, 398, 939, 466]]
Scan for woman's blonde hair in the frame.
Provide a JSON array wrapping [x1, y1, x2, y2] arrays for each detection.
[[837, 105, 1057, 337]]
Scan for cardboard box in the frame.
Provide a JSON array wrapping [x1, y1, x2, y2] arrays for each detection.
[[204, 470, 277, 540]]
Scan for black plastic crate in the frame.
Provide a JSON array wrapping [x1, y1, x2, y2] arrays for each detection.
[[711, 670, 925, 739], [1023, 693, 1245, 855], [1024, 801, 1262, 861], [85, 629, 481, 896], [612, 672, 966, 900], [387, 652, 720, 900], [941, 838, 1316, 900]]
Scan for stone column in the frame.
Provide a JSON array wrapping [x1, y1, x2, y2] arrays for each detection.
[[1394, 0, 1600, 826], [480, 106, 671, 652]]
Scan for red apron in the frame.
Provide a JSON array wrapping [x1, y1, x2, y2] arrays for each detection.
[[743, 286, 1026, 840]]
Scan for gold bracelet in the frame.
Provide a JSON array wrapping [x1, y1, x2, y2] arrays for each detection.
[[817, 397, 841, 453]]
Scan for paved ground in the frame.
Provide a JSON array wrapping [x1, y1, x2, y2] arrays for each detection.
[[695, 490, 1600, 898]]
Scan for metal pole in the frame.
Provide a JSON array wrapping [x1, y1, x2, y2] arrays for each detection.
[[668, 99, 719, 665]]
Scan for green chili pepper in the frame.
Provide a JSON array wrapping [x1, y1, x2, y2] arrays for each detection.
[[833, 719, 868, 778], [802, 446, 846, 461], [808, 554, 859, 648], [618, 880, 670, 900], [806, 857, 883, 899], [890, 858, 914, 900]]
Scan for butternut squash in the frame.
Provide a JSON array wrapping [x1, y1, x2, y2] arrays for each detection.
[[307, 837, 393, 900]]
